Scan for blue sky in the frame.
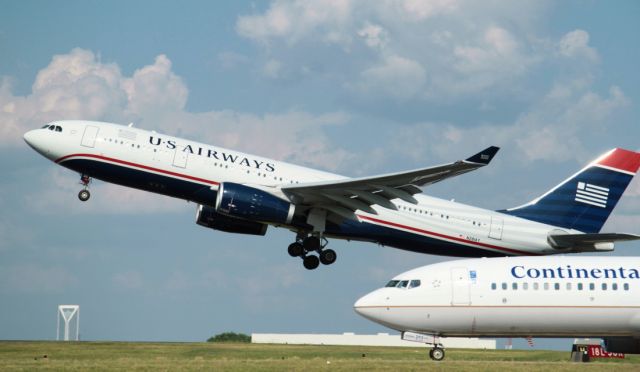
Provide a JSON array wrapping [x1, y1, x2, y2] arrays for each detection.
[[1, 1, 639, 350]]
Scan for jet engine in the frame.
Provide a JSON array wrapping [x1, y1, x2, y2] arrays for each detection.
[[215, 182, 295, 225], [195, 204, 267, 235]]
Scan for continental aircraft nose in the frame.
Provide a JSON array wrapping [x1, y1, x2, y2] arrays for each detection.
[[353, 291, 378, 320]]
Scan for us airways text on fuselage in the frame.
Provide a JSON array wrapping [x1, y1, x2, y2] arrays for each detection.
[[149, 136, 276, 172]]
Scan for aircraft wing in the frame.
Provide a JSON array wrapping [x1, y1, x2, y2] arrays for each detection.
[[548, 232, 640, 252], [281, 146, 499, 216]]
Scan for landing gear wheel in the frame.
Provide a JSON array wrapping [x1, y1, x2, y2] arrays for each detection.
[[303, 236, 321, 252], [303, 255, 320, 270], [429, 347, 445, 361], [78, 189, 90, 202], [287, 242, 304, 257], [319, 249, 337, 265]]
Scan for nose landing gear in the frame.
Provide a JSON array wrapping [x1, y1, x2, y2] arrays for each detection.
[[288, 233, 337, 270], [78, 174, 92, 202], [429, 347, 445, 361]]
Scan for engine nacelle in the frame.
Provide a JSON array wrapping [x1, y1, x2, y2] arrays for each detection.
[[196, 204, 267, 236], [215, 182, 295, 225], [604, 337, 640, 354]]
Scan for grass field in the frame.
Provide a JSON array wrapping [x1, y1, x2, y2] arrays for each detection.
[[1, 341, 639, 371]]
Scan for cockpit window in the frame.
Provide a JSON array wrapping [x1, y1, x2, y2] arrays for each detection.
[[55, 126, 62, 132], [386, 279, 420, 289], [41, 125, 50, 129], [385, 280, 399, 288]]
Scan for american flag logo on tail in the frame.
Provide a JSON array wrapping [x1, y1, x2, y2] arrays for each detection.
[[575, 182, 609, 208]]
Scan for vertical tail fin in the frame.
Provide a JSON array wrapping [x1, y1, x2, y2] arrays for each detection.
[[501, 148, 640, 233]]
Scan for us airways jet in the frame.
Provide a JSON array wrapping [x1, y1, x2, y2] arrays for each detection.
[[355, 256, 640, 361], [24, 121, 640, 270]]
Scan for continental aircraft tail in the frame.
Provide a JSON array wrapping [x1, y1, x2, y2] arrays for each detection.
[[502, 148, 640, 233]]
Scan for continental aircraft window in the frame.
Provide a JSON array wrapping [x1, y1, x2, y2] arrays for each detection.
[[624, 283, 629, 291], [397, 280, 409, 289], [566, 283, 572, 290], [491, 283, 496, 290], [602, 283, 607, 290], [385, 280, 399, 288], [589, 283, 595, 290], [512, 282, 517, 290], [533, 283, 539, 290], [554, 283, 560, 290], [578, 283, 583, 290], [612, 283, 618, 290], [544, 283, 549, 290], [501, 283, 507, 290], [523, 282, 528, 290], [409, 280, 421, 289]]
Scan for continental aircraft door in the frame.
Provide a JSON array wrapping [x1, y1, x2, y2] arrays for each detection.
[[80, 125, 99, 148], [450, 267, 470, 305], [172, 147, 188, 168], [489, 216, 503, 240]]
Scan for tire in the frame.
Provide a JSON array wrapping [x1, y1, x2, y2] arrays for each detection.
[[319, 249, 337, 265], [78, 190, 90, 202], [287, 242, 304, 257], [302, 236, 321, 252], [429, 347, 445, 361], [303, 255, 320, 270]]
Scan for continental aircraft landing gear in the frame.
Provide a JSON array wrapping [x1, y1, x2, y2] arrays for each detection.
[[78, 174, 91, 202], [288, 233, 337, 270], [429, 347, 445, 361], [401, 332, 446, 361]]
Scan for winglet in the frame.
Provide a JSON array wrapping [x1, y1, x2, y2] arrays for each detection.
[[465, 146, 500, 165]]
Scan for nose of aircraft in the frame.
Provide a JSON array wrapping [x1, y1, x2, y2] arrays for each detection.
[[23, 129, 52, 158], [23, 129, 37, 147], [353, 291, 378, 319]]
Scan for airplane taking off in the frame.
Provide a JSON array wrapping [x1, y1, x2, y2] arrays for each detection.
[[354, 256, 640, 361], [24, 120, 640, 269]]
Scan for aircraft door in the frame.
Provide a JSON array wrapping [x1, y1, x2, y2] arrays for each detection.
[[172, 147, 188, 168], [450, 267, 471, 305], [489, 216, 503, 240], [80, 125, 99, 148]]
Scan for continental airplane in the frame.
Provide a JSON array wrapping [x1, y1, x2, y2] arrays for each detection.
[[23, 121, 640, 269], [354, 256, 640, 361]]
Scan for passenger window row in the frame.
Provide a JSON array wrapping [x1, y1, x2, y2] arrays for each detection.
[[395, 205, 487, 227], [491, 281, 630, 291]]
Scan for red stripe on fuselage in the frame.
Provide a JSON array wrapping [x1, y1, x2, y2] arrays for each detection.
[[357, 214, 538, 256], [55, 153, 219, 186], [597, 148, 640, 174]]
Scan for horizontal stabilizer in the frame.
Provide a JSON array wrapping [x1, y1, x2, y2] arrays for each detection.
[[548, 232, 640, 252]]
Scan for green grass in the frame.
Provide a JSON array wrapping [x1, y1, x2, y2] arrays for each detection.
[[1, 341, 639, 371]]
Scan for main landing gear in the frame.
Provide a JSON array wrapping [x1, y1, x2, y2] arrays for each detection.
[[78, 174, 92, 202], [287, 234, 337, 270]]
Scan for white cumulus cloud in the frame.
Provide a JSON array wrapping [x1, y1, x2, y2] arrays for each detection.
[[558, 29, 599, 62]]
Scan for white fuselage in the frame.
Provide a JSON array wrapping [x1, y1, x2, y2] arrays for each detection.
[[354, 256, 640, 337], [23, 120, 591, 257]]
